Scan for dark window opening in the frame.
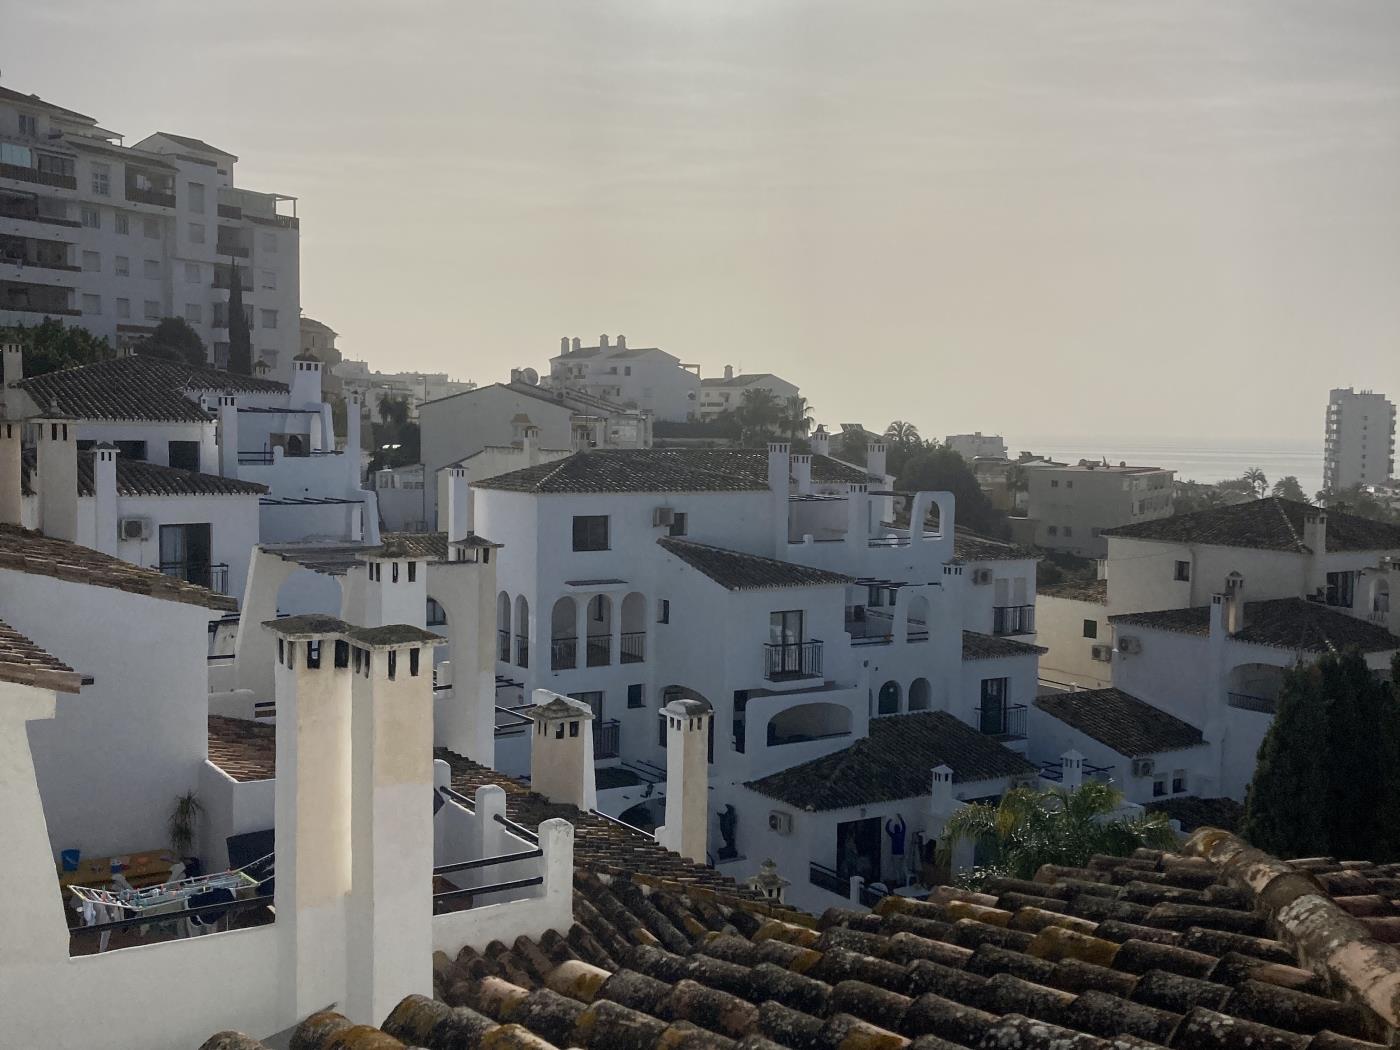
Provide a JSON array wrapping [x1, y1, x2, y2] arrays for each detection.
[[1083, 619, 1098, 639], [658, 599, 670, 624], [568, 720, 579, 738], [410, 648, 420, 677], [392, 562, 399, 584], [1174, 560, 1191, 582], [627, 684, 645, 709], [668, 512, 688, 537], [1326, 571, 1356, 608], [168, 440, 200, 472], [572, 515, 610, 552], [306, 640, 321, 669], [388, 650, 397, 679], [334, 640, 350, 668], [112, 439, 147, 461], [408, 562, 417, 582]]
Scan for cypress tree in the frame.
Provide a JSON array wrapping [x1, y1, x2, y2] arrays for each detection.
[[226, 259, 252, 376], [1242, 661, 1331, 858]]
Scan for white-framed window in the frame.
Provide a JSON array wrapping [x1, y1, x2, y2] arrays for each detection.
[[80, 205, 100, 229], [115, 255, 130, 276], [81, 293, 101, 315], [143, 215, 159, 238], [18, 113, 37, 137], [261, 309, 278, 329], [185, 303, 202, 324], [262, 232, 277, 252], [91, 162, 110, 197], [189, 222, 205, 244], [188, 182, 205, 212], [143, 259, 160, 279], [81, 250, 100, 272], [115, 211, 129, 235], [184, 262, 201, 284], [116, 297, 130, 319], [144, 299, 159, 320], [260, 269, 276, 290]]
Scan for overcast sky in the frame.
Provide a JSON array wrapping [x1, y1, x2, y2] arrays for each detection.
[[7, 1, 1399, 441]]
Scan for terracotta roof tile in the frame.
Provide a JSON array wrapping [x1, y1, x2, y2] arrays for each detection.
[[1034, 688, 1206, 758], [658, 538, 853, 591], [207, 716, 275, 782], [1110, 598, 1400, 654], [953, 528, 1038, 562], [0, 617, 82, 693], [22, 449, 267, 498], [1104, 497, 1400, 554], [962, 630, 1048, 660]]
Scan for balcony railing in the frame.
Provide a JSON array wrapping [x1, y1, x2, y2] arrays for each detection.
[[585, 635, 610, 668], [497, 629, 511, 662], [764, 639, 823, 681], [620, 631, 645, 664], [216, 237, 249, 258], [160, 562, 229, 595], [809, 861, 848, 897], [978, 702, 1027, 740], [1227, 692, 1277, 714], [0, 200, 79, 227], [0, 163, 76, 190], [515, 635, 529, 668], [594, 719, 620, 760], [125, 185, 176, 209], [993, 605, 1036, 636], [551, 637, 577, 670]]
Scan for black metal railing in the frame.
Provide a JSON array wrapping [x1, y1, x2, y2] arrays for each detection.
[[858, 881, 890, 908], [993, 605, 1036, 636], [497, 629, 511, 662], [594, 719, 621, 760], [764, 639, 823, 681], [125, 185, 176, 208], [493, 705, 532, 738], [159, 562, 229, 595], [809, 861, 848, 897], [0, 200, 80, 227], [551, 637, 577, 670], [515, 635, 529, 668], [620, 631, 645, 664], [907, 618, 929, 642], [432, 875, 543, 910], [238, 449, 274, 465], [0, 163, 76, 189], [70, 892, 274, 952], [978, 702, 1027, 740], [1227, 692, 1277, 714], [586, 635, 610, 667]]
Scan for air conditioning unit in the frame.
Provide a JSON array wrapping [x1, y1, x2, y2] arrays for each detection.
[[768, 810, 793, 835], [652, 507, 675, 527], [1117, 635, 1142, 655], [119, 516, 151, 541], [1090, 644, 1113, 663], [971, 568, 993, 585], [1131, 758, 1155, 778]]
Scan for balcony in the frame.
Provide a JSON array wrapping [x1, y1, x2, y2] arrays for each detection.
[[846, 610, 894, 646], [515, 635, 529, 668], [764, 639, 823, 682], [993, 605, 1036, 636], [809, 861, 847, 897], [593, 719, 620, 760], [0, 162, 76, 190], [497, 629, 510, 662], [160, 562, 230, 595], [0, 194, 79, 228], [551, 637, 577, 670], [620, 631, 645, 664], [0, 279, 77, 316], [585, 635, 610, 668], [978, 702, 1027, 740], [1227, 692, 1276, 714], [125, 186, 176, 208]]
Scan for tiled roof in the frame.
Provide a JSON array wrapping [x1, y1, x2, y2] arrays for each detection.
[[953, 528, 1038, 562], [746, 711, 1037, 810], [475, 448, 867, 494], [0, 618, 82, 693], [17, 356, 286, 423], [1039, 577, 1108, 604], [962, 630, 1048, 661], [208, 831, 1400, 1050], [422, 381, 636, 417], [658, 538, 853, 591], [1110, 598, 1400, 654], [701, 372, 778, 388], [1103, 497, 1400, 554], [154, 131, 237, 158], [377, 531, 449, 560], [0, 85, 97, 124], [21, 449, 267, 498], [1034, 688, 1206, 758], [207, 716, 275, 782], [0, 524, 235, 611]]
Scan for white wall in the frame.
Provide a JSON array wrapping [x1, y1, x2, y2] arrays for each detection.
[[1036, 595, 1112, 689]]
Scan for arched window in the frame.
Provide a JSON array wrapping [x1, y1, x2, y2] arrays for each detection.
[[514, 594, 530, 667], [551, 596, 577, 670], [909, 677, 931, 711], [877, 680, 901, 716], [496, 591, 512, 662]]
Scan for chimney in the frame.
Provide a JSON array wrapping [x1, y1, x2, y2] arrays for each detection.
[[345, 623, 447, 1025], [36, 410, 78, 542], [1303, 510, 1328, 591], [436, 466, 471, 541], [0, 420, 21, 526], [290, 354, 323, 408], [768, 442, 791, 553], [655, 695, 712, 863], [846, 483, 870, 547], [791, 453, 812, 495], [1061, 750, 1084, 791], [434, 536, 501, 765], [867, 441, 888, 479], [524, 424, 540, 467], [2, 342, 23, 417], [92, 443, 118, 555], [929, 764, 955, 818], [1224, 571, 1245, 635], [571, 337, 581, 351], [723, 364, 734, 381], [359, 542, 428, 629], [524, 690, 597, 812], [599, 334, 609, 349], [266, 615, 354, 1021], [810, 425, 830, 458], [217, 395, 240, 478], [346, 392, 363, 481], [560, 337, 569, 354], [616, 334, 626, 350]]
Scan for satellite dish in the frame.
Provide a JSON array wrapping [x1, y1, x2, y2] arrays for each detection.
[[518, 366, 539, 385]]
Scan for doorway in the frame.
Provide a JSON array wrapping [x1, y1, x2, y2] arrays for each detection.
[[836, 816, 882, 884], [159, 523, 212, 589]]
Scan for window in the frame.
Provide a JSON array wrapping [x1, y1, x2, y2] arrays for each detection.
[[1174, 560, 1191, 582], [668, 512, 688, 537], [261, 269, 277, 290], [184, 262, 201, 284], [388, 650, 397, 680], [169, 440, 201, 473], [1063, 526, 1073, 537], [262, 232, 278, 252], [1082, 619, 1098, 639], [978, 677, 1010, 734], [116, 297, 130, 319], [143, 215, 159, 238], [1172, 770, 1186, 794], [143, 259, 160, 279], [189, 222, 205, 244], [658, 599, 670, 624], [1047, 526, 1059, 537], [1066, 480, 1074, 489], [144, 300, 159, 320], [81, 294, 101, 315], [188, 182, 205, 212], [1051, 479, 1059, 488], [1153, 777, 1167, 798], [876, 680, 901, 715], [628, 684, 645, 709], [91, 162, 110, 197], [185, 303, 202, 324], [114, 440, 147, 461], [426, 598, 446, 626], [1326, 571, 1356, 608], [334, 640, 350, 668], [81, 205, 100, 228], [18, 113, 37, 137], [306, 640, 322, 670], [115, 255, 130, 276], [81, 250, 100, 272], [158, 522, 212, 589], [572, 514, 609, 551], [261, 309, 278, 329], [410, 648, 420, 677], [115, 211, 129, 235]]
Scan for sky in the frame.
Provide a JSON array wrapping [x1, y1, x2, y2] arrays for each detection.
[[5, 0, 1400, 443]]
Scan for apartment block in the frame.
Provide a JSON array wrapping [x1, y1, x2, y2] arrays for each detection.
[[1024, 459, 1174, 557], [1324, 386, 1395, 491]]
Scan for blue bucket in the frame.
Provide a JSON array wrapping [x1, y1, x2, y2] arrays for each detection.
[[60, 849, 81, 872]]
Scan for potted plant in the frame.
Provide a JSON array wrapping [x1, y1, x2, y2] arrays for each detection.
[[169, 790, 203, 871]]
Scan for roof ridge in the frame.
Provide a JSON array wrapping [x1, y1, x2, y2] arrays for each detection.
[[1270, 496, 1309, 554]]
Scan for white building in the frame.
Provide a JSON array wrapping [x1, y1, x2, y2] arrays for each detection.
[[334, 356, 475, 421], [697, 366, 800, 421], [549, 334, 700, 422], [1024, 459, 1175, 557], [1324, 387, 1395, 492], [945, 432, 1007, 462], [0, 86, 301, 379]]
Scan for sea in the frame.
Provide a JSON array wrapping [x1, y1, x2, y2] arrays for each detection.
[[1005, 435, 1324, 500]]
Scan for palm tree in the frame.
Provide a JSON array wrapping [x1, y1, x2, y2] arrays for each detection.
[[938, 781, 1177, 887], [736, 387, 782, 443], [1243, 467, 1268, 499], [885, 420, 921, 450], [782, 396, 815, 441], [377, 394, 411, 430]]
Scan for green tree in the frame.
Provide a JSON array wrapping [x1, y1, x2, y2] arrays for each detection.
[[1242, 468, 1268, 499], [1242, 650, 1400, 861], [370, 395, 419, 470], [226, 260, 252, 375], [896, 446, 1010, 538], [1271, 476, 1308, 503], [1322, 485, 1398, 524], [735, 387, 782, 443], [136, 317, 207, 367], [0, 319, 110, 377], [885, 420, 921, 450], [939, 781, 1177, 887], [781, 396, 815, 441]]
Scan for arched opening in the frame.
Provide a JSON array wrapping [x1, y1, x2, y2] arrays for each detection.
[[496, 591, 512, 663], [877, 680, 901, 716], [621, 592, 646, 664], [586, 594, 613, 667], [909, 677, 931, 712], [426, 596, 447, 627], [285, 434, 305, 457], [1226, 663, 1288, 714], [550, 596, 577, 670], [1373, 578, 1391, 617], [514, 594, 530, 667], [767, 702, 853, 746], [906, 595, 930, 642]]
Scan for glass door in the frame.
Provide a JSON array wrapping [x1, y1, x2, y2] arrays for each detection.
[[769, 610, 805, 675]]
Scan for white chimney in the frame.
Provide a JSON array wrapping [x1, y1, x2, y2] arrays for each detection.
[[36, 412, 78, 542], [768, 442, 791, 553], [1061, 750, 1084, 791], [599, 334, 609, 349], [0, 420, 21, 526], [92, 444, 118, 555], [810, 425, 830, 458], [723, 364, 734, 381], [1223, 571, 1246, 635], [616, 334, 626, 350], [433, 536, 501, 766], [655, 694, 712, 863], [289, 354, 323, 408], [525, 690, 597, 812], [436, 466, 471, 541], [571, 337, 581, 351], [2, 342, 23, 418], [217, 396, 240, 478], [791, 453, 812, 495], [929, 764, 955, 818], [524, 424, 540, 467], [846, 483, 870, 547], [346, 392, 363, 481], [359, 544, 428, 629], [560, 337, 569, 354], [867, 441, 888, 479]]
